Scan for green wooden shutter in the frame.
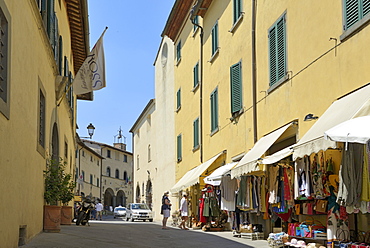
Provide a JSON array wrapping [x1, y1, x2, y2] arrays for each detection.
[[269, 27, 277, 85], [193, 16, 199, 31], [363, 0, 370, 16], [193, 62, 199, 87], [177, 41, 181, 62], [269, 14, 286, 86], [212, 22, 218, 56], [230, 62, 242, 114], [344, 0, 359, 30], [177, 88, 181, 109], [233, 0, 241, 23], [54, 15, 58, 61], [47, 0, 55, 44], [193, 118, 199, 148], [177, 134, 182, 161], [58, 36, 63, 75], [276, 17, 286, 81], [210, 89, 218, 132]]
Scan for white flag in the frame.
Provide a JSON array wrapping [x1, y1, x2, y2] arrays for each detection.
[[73, 28, 107, 95]]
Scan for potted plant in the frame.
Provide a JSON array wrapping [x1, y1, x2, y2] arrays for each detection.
[[60, 172, 76, 225], [43, 158, 75, 231]]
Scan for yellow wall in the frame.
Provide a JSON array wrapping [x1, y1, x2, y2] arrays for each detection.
[[174, 0, 370, 181], [0, 1, 80, 246]]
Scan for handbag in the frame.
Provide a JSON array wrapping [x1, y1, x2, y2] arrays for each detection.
[[307, 203, 314, 215], [295, 203, 301, 215], [299, 222, 312, 238], [315, 199, 328, 214], [302, 203, 309, 215]]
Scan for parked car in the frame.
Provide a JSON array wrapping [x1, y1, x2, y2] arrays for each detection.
[[113, 206, 127, 219], [126, 203, 153, 222]]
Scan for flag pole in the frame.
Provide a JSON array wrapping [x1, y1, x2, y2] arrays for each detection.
[[57, 26, 108, 107]]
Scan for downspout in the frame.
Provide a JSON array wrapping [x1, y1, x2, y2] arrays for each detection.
[[252, 0, 258, 143], [190, 8, 204, 163]]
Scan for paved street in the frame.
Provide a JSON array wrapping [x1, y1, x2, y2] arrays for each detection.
[[22, 216, 270, 248]]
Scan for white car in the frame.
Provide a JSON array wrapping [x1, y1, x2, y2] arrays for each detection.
[[113, 206, 127, 218], [126, 203, 153, 222]]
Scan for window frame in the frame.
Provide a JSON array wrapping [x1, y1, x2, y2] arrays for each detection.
[[341, 0, 370, 40], [176, 40, 181, 63], [230, 61, 243, 116], [210, 88, 219, 134], [268, 12, 288, 88], [233, 0, 243, 24], [0, 3, 10, 119], [211, 21, 219, 57], [177, 134, 182, 162], [193, 117, 200, 150], [176, 88, 181, 111], [193, 62, 199, 89]]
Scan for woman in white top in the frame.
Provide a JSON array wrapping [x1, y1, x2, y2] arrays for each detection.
[[178, 193, 189, 230]]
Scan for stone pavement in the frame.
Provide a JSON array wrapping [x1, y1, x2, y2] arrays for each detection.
[[21, 219, 271, 248]]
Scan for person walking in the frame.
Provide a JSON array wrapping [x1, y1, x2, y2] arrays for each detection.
[[95, 200, 103, 220], [179, 193, 189, 230], [161, 191, 171, 229]]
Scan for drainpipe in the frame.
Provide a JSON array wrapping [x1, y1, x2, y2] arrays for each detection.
[[252, 0, 258, 143], [190, 6, 204, 163]]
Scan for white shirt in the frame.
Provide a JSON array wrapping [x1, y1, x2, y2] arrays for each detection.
[[180, 197, 188, 213], [95, 203, 103, 211]]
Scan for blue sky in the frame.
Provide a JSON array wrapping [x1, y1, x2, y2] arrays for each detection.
[[77, 0, 175, 152]]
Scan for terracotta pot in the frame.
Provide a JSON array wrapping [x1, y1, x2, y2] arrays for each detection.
[[43, 205, 61, 232], [61, 206, 73, 225]]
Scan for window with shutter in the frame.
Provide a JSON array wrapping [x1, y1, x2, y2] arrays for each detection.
[[230, 62, 242, 114], [210, 88, 219, 133], [212, 22, 219, 56], [193, 15, 199, 31], [176, 88, 181, 110], [0, 6, 9, 118], [58, 36, 63, 75], [343, 0, 370, 30], [269, 14, 286, 86], [176, 40, 181, 62], [177, 134, 182, 161], [193, 62, 199, 88], [193, 118, 199, 149], [39, 89, 45, 148], [233, 0, 242, 24]]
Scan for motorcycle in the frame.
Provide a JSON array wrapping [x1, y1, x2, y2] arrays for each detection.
[[76, 198, 95, 226]]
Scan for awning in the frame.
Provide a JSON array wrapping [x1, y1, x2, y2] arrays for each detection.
[[260, 146, 293, 165], [203, 162, 237, 186], [293, 83, 370, 160], [170, 151, 225, 193], [231, 122, 293, 178], [324, 115, 370, 145]]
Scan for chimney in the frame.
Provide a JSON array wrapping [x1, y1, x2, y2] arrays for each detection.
[[114, 143, 126, 151]]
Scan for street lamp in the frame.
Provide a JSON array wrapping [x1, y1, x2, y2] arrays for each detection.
[[81, 123, 95, 139], [87, 123, 95, 139]]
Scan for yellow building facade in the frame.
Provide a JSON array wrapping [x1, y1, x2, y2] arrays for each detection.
[[163, 0, 370, 228], [0, 0, 89, 246]]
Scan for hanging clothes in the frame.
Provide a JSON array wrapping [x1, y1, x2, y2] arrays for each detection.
[[210, 196, 220, 217], [199, 197, 207, 223], [236, 176, 247, 207], [338, 143, 364, 207], [361, 145, 370, 202], [269, 166, 279, 203], [220, 175, 237, 211]]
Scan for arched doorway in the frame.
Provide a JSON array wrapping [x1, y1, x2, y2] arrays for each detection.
[[136, 184, 140, 203], [104, 188, 114, 211], [116, 190, 126, 207], [51, 123, 59, 161], [146, 180, 153, 210]]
